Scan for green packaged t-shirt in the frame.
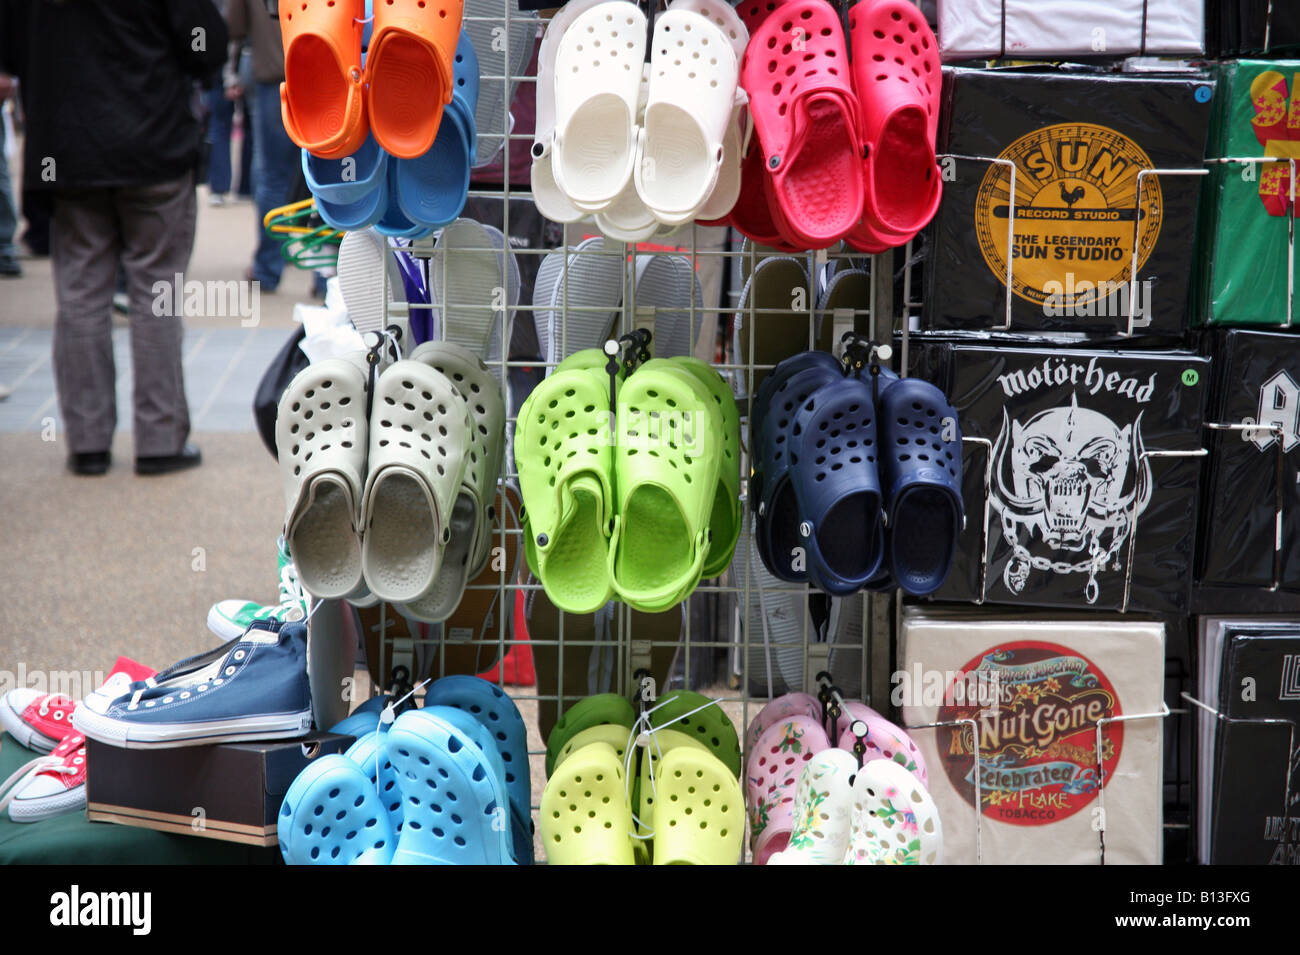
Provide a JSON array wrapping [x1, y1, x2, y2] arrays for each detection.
[[1198, 59, 1300, 326]]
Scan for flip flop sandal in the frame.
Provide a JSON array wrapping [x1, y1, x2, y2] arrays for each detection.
[[398, 342, 506, 621], [424, 676, 533, 863], [749, 349, 842, 509], [278, 755, 397, 865], [652, 747, 744, 864], [366, 0, 465, 160], [463, 0, 537, 167], [649, 689, 742, 778], [740, 0, 863, 249], [734, 257, 829, 395], [843, 757, 942, 865], [766, 747, 857, 864], [533, 237, 625, 366], [733, 527, 810, 698], [825, 592, 865, 699], [530, 0, 611, 223], [754, 362, 844, 581], [515, 367, 618, 614], [429, 219, 521, 359], [279, 0, 368, 160], [337, 227, 405, 336], [743, 692, 821, 765], [607, 360, 722, 611], [630, 254, 702, 360], [847, 0, 942, 240], [359, 361, 471, 603], [429, 484, 521, 677], [384, 708, 517, 864], [834, 700, 927, 786], [672, 357, 741, 578], [545, 692, 636, 777], [817, 264, 869, 320], [303, 132, 389, 230], [633, 10, 738, 225], [344, 729, 406, 836], [540, 740, 636, 864], [276, 359, 369, 600], [393, 32, 479, 230], [745, 714, 829, 864], [787, 375, 884, 594], [877, 377, 962, 596], [550, 1, 646, 213]]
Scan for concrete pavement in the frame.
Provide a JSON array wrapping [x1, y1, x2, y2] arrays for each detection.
[[0, 183, 314, 678]]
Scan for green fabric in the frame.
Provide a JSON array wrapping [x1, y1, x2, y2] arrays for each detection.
[[0, 733, 278, 865], [1198, 59, 1300, 325]]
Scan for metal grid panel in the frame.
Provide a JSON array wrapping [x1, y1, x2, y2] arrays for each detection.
[[355, 7, 904, 862]]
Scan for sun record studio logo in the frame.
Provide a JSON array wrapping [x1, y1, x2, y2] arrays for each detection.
[[973, 123, 1162, 319], [938, 642, 1122, 826]]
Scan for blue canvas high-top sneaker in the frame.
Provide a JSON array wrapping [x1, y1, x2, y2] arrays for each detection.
[[73, 621, 313, 749]]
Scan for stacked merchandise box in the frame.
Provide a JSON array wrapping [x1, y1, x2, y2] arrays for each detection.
[[1195, 617, 1300, 864], [1209, 0, 1300, 55], [1195, 59, 1300, 325], [900, 609, 1165, 865], [936, 0, 1205, 60], [1198, 329, 1300, 590], [924, 68, 1216, 336], [909, 342, 1211, 612]]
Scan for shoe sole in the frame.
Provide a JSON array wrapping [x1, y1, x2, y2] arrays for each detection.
[[205, 605, 248, 642], [9, 785, 86, 823], [0, 703, 60, 753], [72, 706, 313, 749]]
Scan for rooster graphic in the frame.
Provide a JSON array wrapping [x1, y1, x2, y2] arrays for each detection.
[[1060, 182, 1087, 208]]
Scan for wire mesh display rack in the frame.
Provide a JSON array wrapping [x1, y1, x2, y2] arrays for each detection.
[[335, 2, 1233, 864], [320, 4, 913, 865]]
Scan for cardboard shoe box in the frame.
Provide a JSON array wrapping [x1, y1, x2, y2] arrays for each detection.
[[86, 733, 354, 846]]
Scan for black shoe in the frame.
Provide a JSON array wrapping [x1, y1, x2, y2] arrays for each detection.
[[0, 257, 21, 278], [135, 443, 202, 476], [68, 451, 111, 476]]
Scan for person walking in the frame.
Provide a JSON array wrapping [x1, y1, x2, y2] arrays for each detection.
[[226, 0, 300, 293], [204, 0, 253, 205], [0, 0, 227, 476]]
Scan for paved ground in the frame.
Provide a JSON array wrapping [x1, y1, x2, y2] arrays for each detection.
[[0, 187, 314, 678]]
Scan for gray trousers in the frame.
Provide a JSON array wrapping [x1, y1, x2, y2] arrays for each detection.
[[51, 172, 196, 456]]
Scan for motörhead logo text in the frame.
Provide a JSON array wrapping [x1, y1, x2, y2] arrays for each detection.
[[996, 355, 1157, 403]]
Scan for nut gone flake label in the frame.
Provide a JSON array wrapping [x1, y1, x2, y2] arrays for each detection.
[[974, 123, 1163, 308], [937, 641, 1123, 826]]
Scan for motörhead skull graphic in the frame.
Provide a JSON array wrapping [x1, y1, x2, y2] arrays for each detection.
[[990, 395, 1152, 602]]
